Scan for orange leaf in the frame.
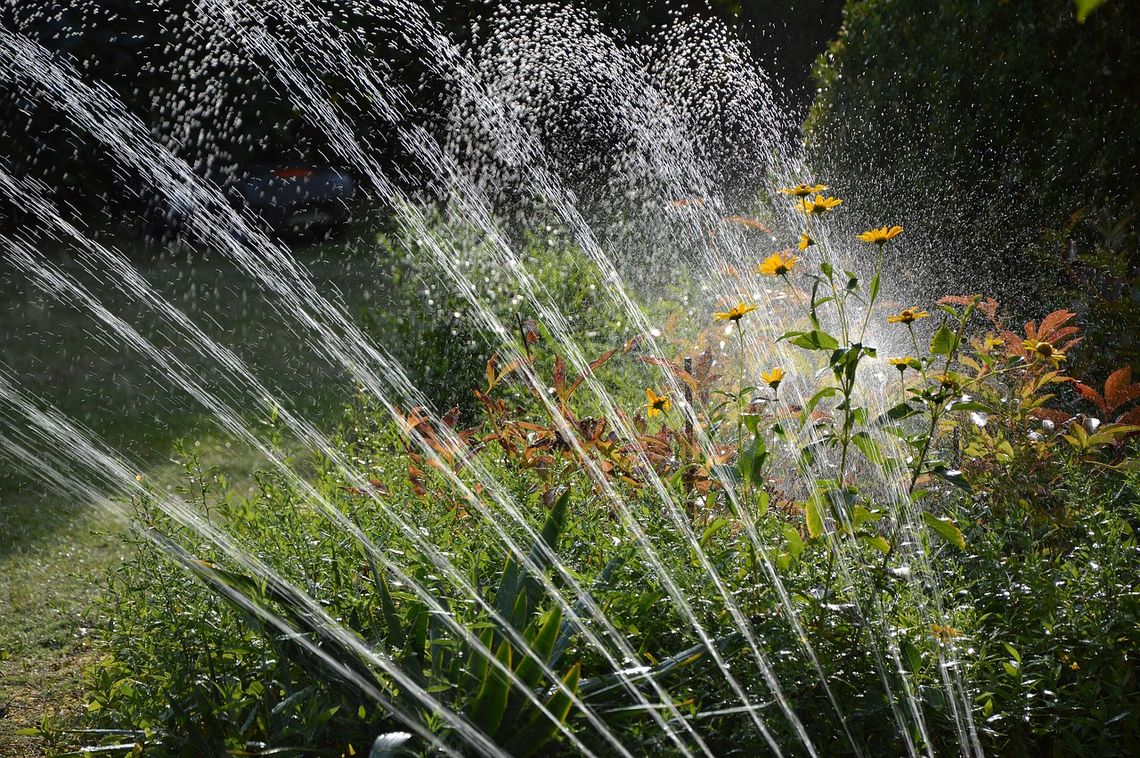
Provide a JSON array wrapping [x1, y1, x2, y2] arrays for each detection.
[[1030, 407, 1072, 425], [1116, 406, 1140, 427], [723, 215, 771, 233], [1073, 381, 1107, 413], [485, 354, 499, 392], [407, 464, 426, 496], [1037, 309, 1077, 339], [1105, 367, 1140, 413]]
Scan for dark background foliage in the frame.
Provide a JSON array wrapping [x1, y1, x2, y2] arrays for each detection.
[[0, 0, 843, 227], [805, 0, 1139, 364]]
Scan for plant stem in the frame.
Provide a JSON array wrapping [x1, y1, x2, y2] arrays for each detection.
[[857, 246, 885, 342]]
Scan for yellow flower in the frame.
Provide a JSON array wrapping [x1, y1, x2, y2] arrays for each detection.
[[1070, 661, 1080, 671], [982, 335, 1004, 354], [798, 194, 843, 215], [761, 367, 785, 389], [797, 233, 814, 250], [933, 372, 959, 390], [779, 183, 828, 197], [1023, 338, 1065, 366], [930, 623, 960, 642], [887, 308, 930, 325], [856, 225, 903, 245], [756, 252, 800, 277], [714, 303, 758, 322], [646, 387, 671, 418], [888, 357, 912, 372]]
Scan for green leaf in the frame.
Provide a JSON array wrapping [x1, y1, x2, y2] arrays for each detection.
[[470, 638, 512, 735], [868, 272, 880, 303], [699, 518, 730, 550], [783, 524, 803, 559], [1074, 0, 1108, 23], [851, 431, 886, 466], [793, 329, 840, 351], [504, 663, 581, 757], [741, 413, 763, 436], [737, 436, 768, 486], [495, 488, 571, 629], [922, 512, 966, 550], [464, 626, 496, 696], [804, 386, 840, 417], [859, 534, 891, 554], [929, 324, 959, 356], [505, 606, 565, 727], [804, 496, 825, 539], [932, 467, 972, 493], [370, 564, 404, 650], [549, 555, 624, 669]]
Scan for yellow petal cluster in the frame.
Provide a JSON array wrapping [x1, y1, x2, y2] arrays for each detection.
[[886, 308, 930, 325], [646, 387, 671, 417], [856, 225, 903, 245], [756, 252, 800, 277], [798, 194, 844, 215], [713, 303, 758, 322], [778, 183, 828, 197]]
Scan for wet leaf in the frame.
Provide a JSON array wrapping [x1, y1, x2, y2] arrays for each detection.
[[923, 512, 966, 550]]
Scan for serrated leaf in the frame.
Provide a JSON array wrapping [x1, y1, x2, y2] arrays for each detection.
[[783, 524, 803, 559]]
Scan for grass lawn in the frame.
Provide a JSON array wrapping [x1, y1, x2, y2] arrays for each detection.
[[0, 230, 392, 755]]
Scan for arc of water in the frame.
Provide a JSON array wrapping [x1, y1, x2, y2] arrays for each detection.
[[391, 13, 880, 752], [0, 232, 621, 756], [214, 0, 943, 747], [191, 2, 792, 749], [0, 172, 672, 756], [208, 3, 808, 750], [405, 20, 885, 755], [0, 41, 692, 754], [0, 2, 980, 752]]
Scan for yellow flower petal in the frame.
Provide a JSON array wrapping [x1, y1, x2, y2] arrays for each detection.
[[755, 252, 800, 277], [713, 303, 759, 322], [856, 225, 903, 245]]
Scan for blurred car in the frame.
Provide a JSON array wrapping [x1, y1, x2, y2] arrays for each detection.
[[148, 164, 355, 241]]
